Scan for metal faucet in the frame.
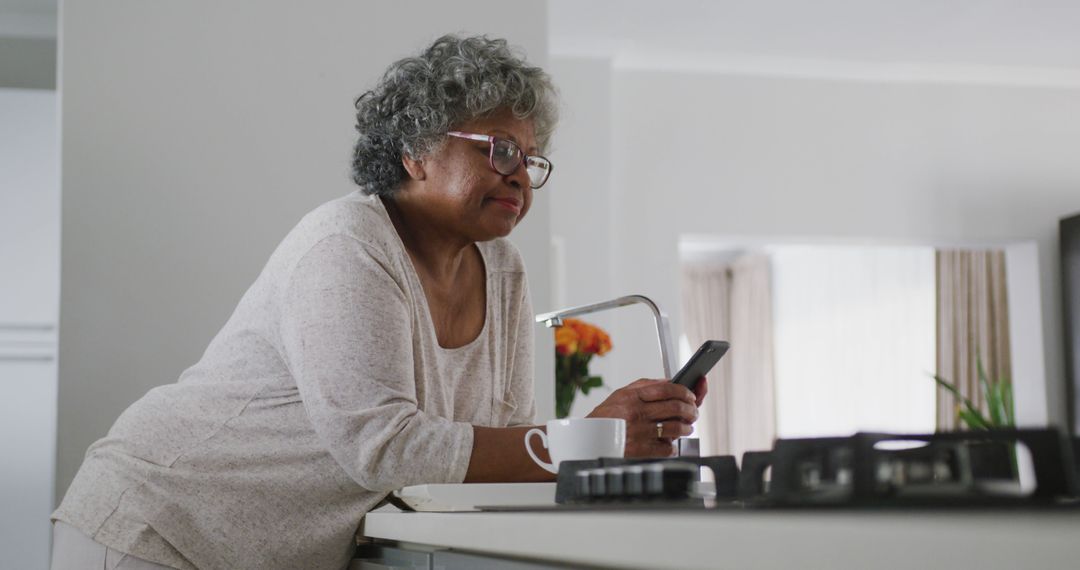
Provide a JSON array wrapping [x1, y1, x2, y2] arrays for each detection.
[[535, 294, 676, 379], [537, 295, 701, 457]]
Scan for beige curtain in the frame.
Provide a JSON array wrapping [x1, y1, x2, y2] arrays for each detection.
[[681, 254, 776, 461], [935, 249, 1012, 430]]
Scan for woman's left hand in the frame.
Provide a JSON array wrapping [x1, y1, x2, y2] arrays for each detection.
[[586, 378, 706, 457], [692, 376, 708, 407]]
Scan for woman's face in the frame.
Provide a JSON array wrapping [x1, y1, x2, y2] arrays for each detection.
[[407, 108, 537, 242]]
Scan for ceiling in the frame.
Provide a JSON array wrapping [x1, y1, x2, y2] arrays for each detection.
[[549, 0, 1080, 82], [5, 1, 1080, 79]]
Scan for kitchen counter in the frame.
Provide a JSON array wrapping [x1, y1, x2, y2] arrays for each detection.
[[362, 505, 1080, 569]]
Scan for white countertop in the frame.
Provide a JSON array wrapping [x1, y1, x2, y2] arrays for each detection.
[[363, 506, 1080, 569]]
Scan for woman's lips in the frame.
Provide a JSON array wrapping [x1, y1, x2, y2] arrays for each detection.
[[490, 197, 522, 214]]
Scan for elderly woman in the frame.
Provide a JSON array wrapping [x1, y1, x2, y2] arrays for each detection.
[[51, 35, 705, 570]]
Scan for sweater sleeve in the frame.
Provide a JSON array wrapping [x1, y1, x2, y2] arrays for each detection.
[[505, 274, 537, 427], [279, 234, 474, 492]]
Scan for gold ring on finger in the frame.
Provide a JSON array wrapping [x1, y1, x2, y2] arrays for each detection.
[[656, 421, 664, 439]]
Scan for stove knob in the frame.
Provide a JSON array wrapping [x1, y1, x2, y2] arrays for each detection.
[[606, 467, 626, 497], [575, 470, 591, 497], [645, 463, 666, 495], [587, 468, 607, 497], [625, 465, 645, 496]]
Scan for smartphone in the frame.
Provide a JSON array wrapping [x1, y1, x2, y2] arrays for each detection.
[[671, 340, 729, 390]]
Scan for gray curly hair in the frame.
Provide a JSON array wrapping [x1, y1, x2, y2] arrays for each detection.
[[351, 34, 558, 195]]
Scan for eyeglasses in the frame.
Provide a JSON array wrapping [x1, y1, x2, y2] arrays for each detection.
[[447, 131, 553, 189]]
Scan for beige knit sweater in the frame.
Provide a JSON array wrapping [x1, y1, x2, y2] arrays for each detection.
[[53, 191, 536, 569]]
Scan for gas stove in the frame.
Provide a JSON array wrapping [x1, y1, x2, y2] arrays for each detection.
[[543, 428, 1080, 510]]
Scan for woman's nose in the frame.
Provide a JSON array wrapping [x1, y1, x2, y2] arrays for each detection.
[[504, 160, 531, 189]]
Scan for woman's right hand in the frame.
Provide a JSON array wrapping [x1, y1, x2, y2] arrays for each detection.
[[586, 379, 699, 457]]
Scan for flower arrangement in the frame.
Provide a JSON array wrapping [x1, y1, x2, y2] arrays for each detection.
[[554, 318, 613, 418]]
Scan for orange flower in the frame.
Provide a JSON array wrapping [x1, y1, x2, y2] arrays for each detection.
[[555, 318, 612, 356], [554, 325, 579, 355], [595, 328, 612, 356]]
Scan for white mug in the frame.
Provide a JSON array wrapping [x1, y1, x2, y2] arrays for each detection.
[[524, 418, 626, 474]]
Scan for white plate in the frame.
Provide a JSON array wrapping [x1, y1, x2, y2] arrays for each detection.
[[391, 482, 556, 512]]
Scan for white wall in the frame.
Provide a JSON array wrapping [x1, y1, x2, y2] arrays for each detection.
[[551, 61, 1080, 429], [546, 57, 622, 415], [1006, 241, 1048, 425], [548, 57, 615, 310], [0, 88, 59, 570], [58, 1, 553, 502]]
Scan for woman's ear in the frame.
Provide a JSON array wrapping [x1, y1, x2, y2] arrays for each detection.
[[402, 155, 426, 181]]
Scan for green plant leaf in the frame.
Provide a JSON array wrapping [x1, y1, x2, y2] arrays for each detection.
[[958, 408, 990, 430], [976, 353, 1004, 426], [985, 383, 1004, 427], [931, 374, 963, 399], [580, 376, 603, 395], [932, 374, 981, 414], [990, 379, 1008, 427], [931, 373, 990, 428], [1003, 380, 1016, 427], [966, 406, 990, 427]]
